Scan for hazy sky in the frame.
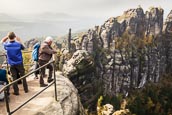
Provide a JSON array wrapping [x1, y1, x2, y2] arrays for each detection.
[[0, 0, 171, 19], [0, 0, 171, 40]]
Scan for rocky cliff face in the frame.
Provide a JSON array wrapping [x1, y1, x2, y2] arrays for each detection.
[[61, 6, 172, 111], [24, 6, 172, 114]]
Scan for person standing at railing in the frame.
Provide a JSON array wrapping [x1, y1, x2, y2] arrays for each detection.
[[38, 36, 57, 87], [32, 42, 41, 79], [0, 64, 10, 97], [0, 32, 28, 95]]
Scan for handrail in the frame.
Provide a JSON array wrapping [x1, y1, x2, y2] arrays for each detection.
[[0, 60, 57, 115], [11, 81, 55, 114], [0, 54, 6, 56], [0, 60, 54, 93]]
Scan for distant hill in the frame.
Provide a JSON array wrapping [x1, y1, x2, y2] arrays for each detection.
[[0, 13, 103, 42]]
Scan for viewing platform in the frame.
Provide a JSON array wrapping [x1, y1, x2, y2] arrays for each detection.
[[0, 73, 54, 115]]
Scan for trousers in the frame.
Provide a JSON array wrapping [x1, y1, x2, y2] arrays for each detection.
[[38, 60, 53, 84], [10, 63, 28, 93]]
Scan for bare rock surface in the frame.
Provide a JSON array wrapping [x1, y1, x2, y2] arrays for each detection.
[[0, 71, 85, 115]]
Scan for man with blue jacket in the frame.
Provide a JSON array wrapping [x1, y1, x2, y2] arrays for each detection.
[[1, 32, 28, 95]]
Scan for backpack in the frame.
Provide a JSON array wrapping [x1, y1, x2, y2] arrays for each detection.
[[0, 69, 7, 101], [32, 42, 40, 61]]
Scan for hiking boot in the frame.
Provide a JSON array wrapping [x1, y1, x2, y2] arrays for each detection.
[[13, 92, 19, 96], [47, 79, 54, 83], [34, 76, 38, 79], [40, 83, 48, 87], [25, 89, 29, 93]]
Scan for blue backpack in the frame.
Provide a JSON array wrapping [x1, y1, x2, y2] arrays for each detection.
[[32, 42, 40, 61]]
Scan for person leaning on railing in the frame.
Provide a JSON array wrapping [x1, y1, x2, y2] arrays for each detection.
[[38, 36, 57, 87], [0, 32, 28, 95]]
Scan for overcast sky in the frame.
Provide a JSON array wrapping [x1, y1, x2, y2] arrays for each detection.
[[0, 0, 171, 40], [0, 0, 171, 19]]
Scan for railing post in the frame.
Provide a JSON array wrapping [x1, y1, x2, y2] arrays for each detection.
[[4, 87, 11, 115], [53, 62, 57, 101], [68, 28, 71, 53]]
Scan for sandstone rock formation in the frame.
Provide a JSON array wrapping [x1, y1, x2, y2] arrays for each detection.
[[25, 6, 172, 114], [62, 50, 101, 111], [34, 73, 86, 115], [60, 6, 172, 112], [62, 50, 94, 77]]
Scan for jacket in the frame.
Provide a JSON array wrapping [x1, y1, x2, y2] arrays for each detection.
[[38, 42, 57, 62], [3, 41, 24, 65]]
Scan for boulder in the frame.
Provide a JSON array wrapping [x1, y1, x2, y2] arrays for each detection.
[[63, 50, 94, 77], [34, 73, 86, 115]]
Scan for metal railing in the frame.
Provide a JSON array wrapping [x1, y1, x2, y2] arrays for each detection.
[[0, 60, 57, 115]]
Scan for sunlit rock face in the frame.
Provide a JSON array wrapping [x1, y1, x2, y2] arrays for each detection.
[[120, 6, 145, 37], [164, 10, 172, 34], [22, 7, 172, 114], [62, 50, 94, 78], [81, 34, 89, 51], [145, 7, 164, 37], [59, 7, 172, 113], [100, 17, 121, 49], [64, 7, 171, 93], [141, 7, 163, 85]]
